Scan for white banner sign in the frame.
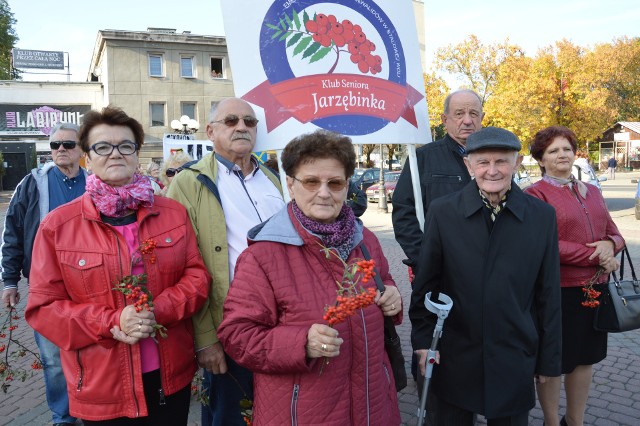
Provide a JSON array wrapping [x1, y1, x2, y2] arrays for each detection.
[[162, 134, 213, 162], [220, 0, 430, 151]]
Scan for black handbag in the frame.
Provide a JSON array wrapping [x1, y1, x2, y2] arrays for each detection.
[[360, 244, 408, 392], [594, 247, 640, 333]]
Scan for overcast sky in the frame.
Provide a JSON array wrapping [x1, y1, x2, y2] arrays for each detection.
[[8, 0, 640, 85]]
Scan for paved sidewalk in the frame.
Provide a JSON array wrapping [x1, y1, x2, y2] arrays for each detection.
[[1, 172, 639, 425]]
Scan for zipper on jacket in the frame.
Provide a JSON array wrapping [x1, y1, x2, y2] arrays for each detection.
[[290, 383, 300, 425], [570, 186, 596, 241], [158, 387, 166, 405], [109, 226, 140, 417], [76, 350, 84, 391]]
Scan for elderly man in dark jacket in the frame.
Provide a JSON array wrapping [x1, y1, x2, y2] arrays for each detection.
[[410, 127, 562, 425]]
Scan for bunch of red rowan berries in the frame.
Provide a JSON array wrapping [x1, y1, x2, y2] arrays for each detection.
[[304, 14, 382, 74], [323, 258, 379, 326], [581, 286, 601, 308]]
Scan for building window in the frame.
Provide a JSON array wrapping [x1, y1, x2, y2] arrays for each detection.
[[181, 56, 195, 78], [181, 102, 196, 120], [150, 103, 166, 127], [210, 57, 224, 78], [149, 54, 164, 77]]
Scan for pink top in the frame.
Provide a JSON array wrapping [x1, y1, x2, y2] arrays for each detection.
[[114, 222, 160, 373]]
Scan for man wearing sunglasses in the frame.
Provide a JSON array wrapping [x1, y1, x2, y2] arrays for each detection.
[[2, 122, 87, 426], [167, 98, 284, 426]]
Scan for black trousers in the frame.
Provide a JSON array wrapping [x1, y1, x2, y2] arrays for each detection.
[[82, 370, 191, 426], [418, 373, 528, 426]]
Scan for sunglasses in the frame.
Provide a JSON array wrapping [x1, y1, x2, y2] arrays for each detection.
[[212, 115, 259, 128], [166, 168, 183, 177], [291, 176, 348, 192], [50, 140, 77, 150]]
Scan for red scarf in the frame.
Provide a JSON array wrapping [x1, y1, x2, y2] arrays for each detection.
[[86, 173, 154, 217]]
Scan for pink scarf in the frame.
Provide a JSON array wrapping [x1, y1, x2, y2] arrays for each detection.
[[86, 173, 154, 217]]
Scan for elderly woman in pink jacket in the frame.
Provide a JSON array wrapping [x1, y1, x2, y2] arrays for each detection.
[[218, 130, 402, 426]]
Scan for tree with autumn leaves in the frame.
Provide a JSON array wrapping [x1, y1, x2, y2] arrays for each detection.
[[424, 35, 640, 150]]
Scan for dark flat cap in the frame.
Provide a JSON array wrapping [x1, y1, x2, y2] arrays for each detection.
[[466, 126, 521, 153]]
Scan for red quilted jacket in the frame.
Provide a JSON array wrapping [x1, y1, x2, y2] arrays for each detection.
[[525, 179, 624, 287], [26, 194, 210, 420], [218, 206, 401, 426]]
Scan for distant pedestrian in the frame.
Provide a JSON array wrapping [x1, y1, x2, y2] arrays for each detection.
[[607, 156, 617, 179]]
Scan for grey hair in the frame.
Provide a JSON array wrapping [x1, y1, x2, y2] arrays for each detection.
[[443, 89, 483, 114], [49, 122, 80, 142]]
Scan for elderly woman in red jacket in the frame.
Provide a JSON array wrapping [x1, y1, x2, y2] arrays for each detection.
[[218, 130, 402, 426], [525, 126, 624, 426], [26, 106, 210, 425]]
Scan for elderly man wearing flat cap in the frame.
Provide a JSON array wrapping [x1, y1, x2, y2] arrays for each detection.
[[410, 126, 562, 426]]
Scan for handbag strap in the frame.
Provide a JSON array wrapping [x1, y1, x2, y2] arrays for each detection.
[[359, 243, 400, 338], [359, 243, 385, 293], [612, 246, 637, 282]]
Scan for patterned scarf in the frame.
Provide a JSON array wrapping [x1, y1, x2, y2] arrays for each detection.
[[479, 188, 510, 222], [86, 173, 154, 217], [543, 174, 588, 198], [291, 200, 356, 260]]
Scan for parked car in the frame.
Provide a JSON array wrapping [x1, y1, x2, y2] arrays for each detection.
[[635, 179, 640, 220], [366, 171, 401, 202], [353, 168, 381, 191], [572, 159, 606, 192], [383, 159, 403, 171]]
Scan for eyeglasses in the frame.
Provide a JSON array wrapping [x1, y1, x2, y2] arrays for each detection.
[[211, 115, 259, 128], [50, 140, 77, 150], [291, 176, 348, 192], [165, 168, 183, 177], [89, 141, 138, 156]]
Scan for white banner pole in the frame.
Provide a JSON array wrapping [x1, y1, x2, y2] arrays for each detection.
[[407, 143, 425, 232]]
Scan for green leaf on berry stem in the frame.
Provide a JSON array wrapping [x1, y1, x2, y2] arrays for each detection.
[[284, 13, 293, 30], [279, 31, 291, 42], [310, 46, 332, 63], [265, 23, 280, 30], [271, 30, 283, 40], [302, 10, 309, 24], [292, 9, 301, 30], [287, 32, 303, 47], [293, 36, 312, 56], [279, 18, 286, 31], [302, 42, 322, 60]]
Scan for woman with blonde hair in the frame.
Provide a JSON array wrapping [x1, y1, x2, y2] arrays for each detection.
[[160, 151, 193, 194]]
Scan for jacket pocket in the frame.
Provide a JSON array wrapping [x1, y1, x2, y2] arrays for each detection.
[[59, 251, 109, 298], [152, 226, 187, 275]]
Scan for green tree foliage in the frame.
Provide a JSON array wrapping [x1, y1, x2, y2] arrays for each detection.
[[0, 0, 20, 80]]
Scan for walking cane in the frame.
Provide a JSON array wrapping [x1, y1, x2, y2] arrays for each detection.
[[416, 292, 453, 426]]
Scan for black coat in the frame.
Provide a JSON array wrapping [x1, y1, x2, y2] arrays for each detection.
[[391, 135, 470, 266], [410, 181, 562, 418]]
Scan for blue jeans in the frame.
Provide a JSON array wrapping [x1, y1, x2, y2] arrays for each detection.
[[201, 355, 253, 426], [34, 331, 76, 424]]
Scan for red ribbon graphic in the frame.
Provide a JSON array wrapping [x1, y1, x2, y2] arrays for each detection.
[[243, 73, 424, 132]]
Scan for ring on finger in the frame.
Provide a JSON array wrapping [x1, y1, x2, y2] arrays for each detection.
[[139, 319, 143, 325], [391, 304, 396, 310], [138, 324, 142, 331], [321, 343, 327, 352]]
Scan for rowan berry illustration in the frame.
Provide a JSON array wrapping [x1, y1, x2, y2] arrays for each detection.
[[266, 9, 383, 75]]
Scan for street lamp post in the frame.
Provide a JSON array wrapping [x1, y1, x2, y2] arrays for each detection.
[[378, 143, 388, 213], [170, 115, 200, 135]]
